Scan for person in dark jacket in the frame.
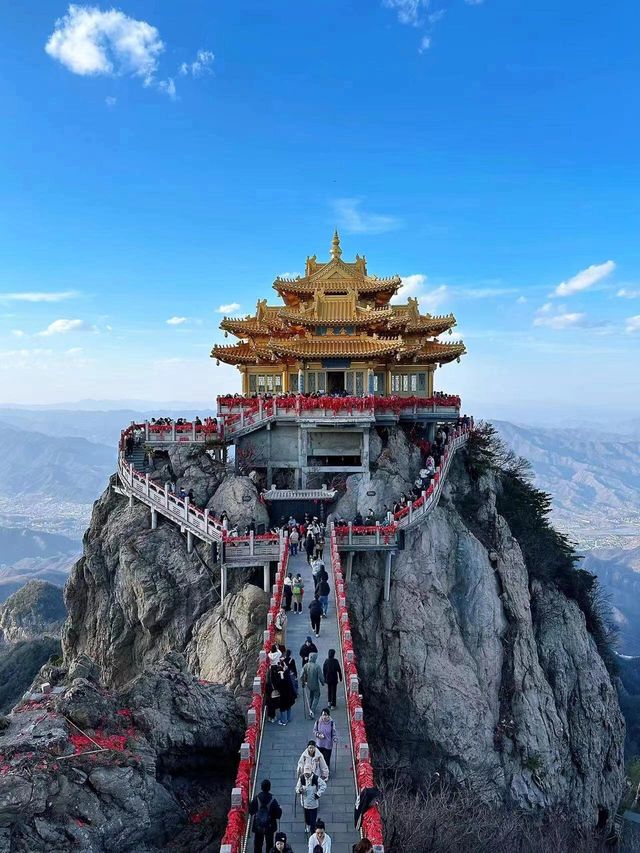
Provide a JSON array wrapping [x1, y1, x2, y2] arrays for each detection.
[[277, 660, 296, 726], [268, 830, 293, 853], [322, 649, 343, 709], [316, 577, 330, 617], [305, 532, 316, 564], [284, 648, 298, 691], [300, 636, 317, 667], [266, 664, 280, 723], [249, 779, 282, 853], [308, 595, 323, 637]]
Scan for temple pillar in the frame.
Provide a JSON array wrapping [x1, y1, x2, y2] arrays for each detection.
[[361, 428, 370, 470], [386, 367, 392, 396], [367, 367, 374, 395], [241, 368, 248, 394], [282, 369, 289, 393], [187, 530, 193, 553], [384, 551, 394, 601], [428, 367, 434, 396], [263, 563, 271, 593], [150, 508, 157, 530]]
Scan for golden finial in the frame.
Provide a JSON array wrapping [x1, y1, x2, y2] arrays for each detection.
[[330, 229, 342, 260]]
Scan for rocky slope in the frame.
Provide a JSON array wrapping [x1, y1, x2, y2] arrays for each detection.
[[0, 580, 66, 643], [345, 436, 625, 832], [0, 443, 273, 851]]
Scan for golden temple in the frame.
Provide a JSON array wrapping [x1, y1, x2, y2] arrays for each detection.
[[211, 232, 465, 396]]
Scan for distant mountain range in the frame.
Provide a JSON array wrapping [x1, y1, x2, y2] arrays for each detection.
[[494, 420, 640, 535]]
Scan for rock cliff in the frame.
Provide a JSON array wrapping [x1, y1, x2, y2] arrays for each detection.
[[0, 580, 66, 643], [347, 449, 625, 831]]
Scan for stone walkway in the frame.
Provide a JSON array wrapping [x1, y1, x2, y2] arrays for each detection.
[[249, 549, 357, 852]]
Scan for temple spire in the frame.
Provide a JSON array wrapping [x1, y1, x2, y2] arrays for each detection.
[[330, 229, 342, 260]]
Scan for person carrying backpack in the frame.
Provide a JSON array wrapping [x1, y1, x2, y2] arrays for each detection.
[[308, 595, 323, 638], [295, 768, 326, 836], [322, 649, 343, 709], [249, 778, 282, 853]]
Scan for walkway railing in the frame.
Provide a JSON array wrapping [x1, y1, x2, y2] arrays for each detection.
[[334, 425, 472, 550], [117, 424, 281, 562], [329, 524, 385, 852], [220, 541, 289, 853]]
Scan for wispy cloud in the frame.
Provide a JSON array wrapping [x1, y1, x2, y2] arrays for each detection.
[[166, 316, 188, 325], [516, 296, 527, 304], [105, 95, 117, 107], [383, 0, 485, 51], [551, 260, 615, 297], [626, 315, 640, 334], [333, 198, 402, 235], [37, 318, 97, 337], [218, 302, 240, 314], [457, 287, 519, 299], [45, 5, 163, 83], [179, 49, 214, 77], [533, 303, 587, 330], [617, 288, 640, 299], [157, 77, 176, 99], [391, 274, 449, 312], [0, 290, 79, 303]]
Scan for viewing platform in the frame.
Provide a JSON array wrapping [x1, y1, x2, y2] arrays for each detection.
[[217, 393, 462, 439]]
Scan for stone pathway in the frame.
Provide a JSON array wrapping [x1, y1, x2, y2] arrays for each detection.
[[249, 549, 357, 852]]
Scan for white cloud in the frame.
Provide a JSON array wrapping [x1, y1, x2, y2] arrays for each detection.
[[166, 316, 187, 325], [105, 95, 117, 107], [65, 347, 84, 355], [418, 35, 431, 53], [391, 274, 426, 303], [391, 275, 449, 312], [419, 285, 449, 312], [11, 330, 25, 338], [0, 290, 78, 303], [333, 198, 402, 235], [45, 4, 163, 83], [37, 318, 97, 336], [533, 303, 587, 330], [157, 77, 176, 99], [382, 0, 430, 26], [458, 287, 518, 299], [617, 288, 640, 299], [179, 49, 214, 77], [516, 296, 527, 304], [218, 302, 241, 313], [551, 260, 615, 297], [626, 315, 640, 334]]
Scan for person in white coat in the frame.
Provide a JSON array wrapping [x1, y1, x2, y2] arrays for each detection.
[[295, 769, 327, 836], [307, 819, 332, 852]]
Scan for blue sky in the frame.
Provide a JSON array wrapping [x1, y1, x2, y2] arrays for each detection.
[[0, 0, 639, 417]]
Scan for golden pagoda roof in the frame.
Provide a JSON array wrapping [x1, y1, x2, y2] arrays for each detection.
[[387, 299, 456, 335], [279, 296, 394, 327], [398, 340, 467, 365], [273, 232, 401, 299], [211, 342, 268, 364], [268, 335, 412, 359]]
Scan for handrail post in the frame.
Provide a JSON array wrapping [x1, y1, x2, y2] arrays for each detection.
[[408, 501, 413, 524], [348, 522, 353, 545], [164, 482, 169, 508], [171, 422, 176, 441], [204, 508, 209, 536], [376, 521, 380, 546], [184, 497, 189, 521], [250, 531, 255, 556], [240, 410, 245, 428], [145, 473, 150, 497], [144, 420, 149, 441], [259, 398, 263, 420], [192, 421, 196, 441]]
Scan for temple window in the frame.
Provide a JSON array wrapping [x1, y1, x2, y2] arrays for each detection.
[[249, 374, 257, 392]]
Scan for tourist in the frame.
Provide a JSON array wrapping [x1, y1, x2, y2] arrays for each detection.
[[275, 608, 287, 646], [307, 819, 331, 852], [277, 659, 296, 726], [295, 769, 326, 838], [308, 595, 323, 637], [283, 573, 293, 612], [248, 778, 282, 853], [284, 648, 298, 693], [292, 574, 304, 614], [354, 510, 363, 526], [305, 532, 316, 564], [266, 664, 280, 723], [352, 840, 373, 853], [313, 708, 338, 769], [365, 508, 375, 524], [299, 636, 317, 667], [322, 649, 342, 709], [268, 644, 282, 666], [268, 831, 293, 853], [316, 576, 330, 617], [290, 526, 300, 556], [301, 652, 325, 718]]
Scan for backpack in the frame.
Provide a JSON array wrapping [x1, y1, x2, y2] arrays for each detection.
[[254, 794, 272, 832], [293, 581, 302, 595]]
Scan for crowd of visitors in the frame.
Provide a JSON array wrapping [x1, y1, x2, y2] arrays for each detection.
[[247, 512, 368, 853]]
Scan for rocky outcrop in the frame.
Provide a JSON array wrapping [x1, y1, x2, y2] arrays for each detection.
[[348, 453, 625, 830], [333, 426, 422, 520], [0, 653, 244, 852], [0, 580, 66, 643], [186, 584, 268, 699], [206, 475, 270, 531], [149, 443, 226, 508], [63, 478, 263, 689]]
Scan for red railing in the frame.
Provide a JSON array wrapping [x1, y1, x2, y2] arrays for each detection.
[[329, 527, 385, 850], [219, 545, 289, 853]]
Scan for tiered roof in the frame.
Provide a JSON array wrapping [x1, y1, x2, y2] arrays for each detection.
[[212, 233, 465, 367]]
